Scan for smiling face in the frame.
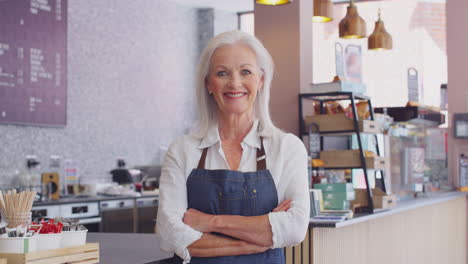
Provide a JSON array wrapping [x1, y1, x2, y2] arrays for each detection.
[[206, 43, 264, 119]]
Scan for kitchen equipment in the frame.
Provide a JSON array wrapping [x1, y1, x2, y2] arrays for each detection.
[[136, 197, 158, 233], [110, 159, 133, 185], [100, 199, 134, 233], [133, 165, 162, 190], [31, 202, 101, 232], [59, 202, 101, 232], [41, 173, 60, 201]]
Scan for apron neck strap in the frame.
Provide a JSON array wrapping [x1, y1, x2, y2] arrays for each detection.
[[197, 138, 267, 171]]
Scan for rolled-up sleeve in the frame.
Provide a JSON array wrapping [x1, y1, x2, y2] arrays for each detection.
[[268, 135, 310, 248], [156, 139, 202, 264]]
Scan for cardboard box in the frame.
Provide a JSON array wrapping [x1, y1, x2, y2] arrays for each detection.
[[319, 150, 386, 169], [304, 113, 381, 134], [353, 188, 397, 209], [314, 183, 353, 193], [309, 81, 367, 94]]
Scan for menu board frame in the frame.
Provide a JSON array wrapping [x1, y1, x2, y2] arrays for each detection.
[[0, 0, 67, 127]]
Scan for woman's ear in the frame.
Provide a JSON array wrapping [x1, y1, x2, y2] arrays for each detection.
[[205, 78, 212, 94], [258, 75, 265, 92]]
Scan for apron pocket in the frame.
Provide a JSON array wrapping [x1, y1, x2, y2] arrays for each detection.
[[219, 190, 257, 216]]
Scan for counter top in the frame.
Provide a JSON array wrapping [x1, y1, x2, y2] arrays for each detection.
[[310, 191, 468, 228], [33, 194, 159, 206], [86, 232, 173, 264]]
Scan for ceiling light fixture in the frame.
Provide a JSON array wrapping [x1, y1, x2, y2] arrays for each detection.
[[313, 0, 333, 22], [256, 0, 292, 6], [339, 0, 366, 39], [368, 9, 392, 50]]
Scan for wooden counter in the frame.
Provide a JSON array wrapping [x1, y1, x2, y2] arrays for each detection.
[[286, 192, 468, 264]]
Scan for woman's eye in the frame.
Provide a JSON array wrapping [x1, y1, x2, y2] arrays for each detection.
[[241, 69, 252, 75], [216, 71, 227, 77]]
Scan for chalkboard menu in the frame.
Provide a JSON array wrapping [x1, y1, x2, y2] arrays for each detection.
[[0, 0, 67, 126]]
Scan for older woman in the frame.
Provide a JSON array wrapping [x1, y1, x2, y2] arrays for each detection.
[[156, 30, 310, 264]]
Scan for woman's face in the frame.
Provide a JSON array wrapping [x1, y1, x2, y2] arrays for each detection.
[[206, 43, 264, 118]]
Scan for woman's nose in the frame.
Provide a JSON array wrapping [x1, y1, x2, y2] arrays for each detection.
[[228, 73, 242, 88]]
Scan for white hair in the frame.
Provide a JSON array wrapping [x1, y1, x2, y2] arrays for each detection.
[[193, 30, 278, 138]]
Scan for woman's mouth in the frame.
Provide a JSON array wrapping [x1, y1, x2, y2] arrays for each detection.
[[224, 92, 247, 99]]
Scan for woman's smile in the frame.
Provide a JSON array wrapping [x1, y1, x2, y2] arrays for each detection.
[[224, 92, 247, 99]]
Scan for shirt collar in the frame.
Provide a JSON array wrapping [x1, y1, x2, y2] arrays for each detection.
[[198, 119, 261, 149]]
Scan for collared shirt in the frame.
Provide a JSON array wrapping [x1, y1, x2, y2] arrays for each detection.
[[156, 120, 310, 263]]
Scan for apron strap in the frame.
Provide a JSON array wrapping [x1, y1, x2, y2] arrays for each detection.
[[197, 138, 267, 171], [256, 138, 266, 170]]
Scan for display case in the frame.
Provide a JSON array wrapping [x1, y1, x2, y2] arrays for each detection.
[[386, 121, 450, 198]]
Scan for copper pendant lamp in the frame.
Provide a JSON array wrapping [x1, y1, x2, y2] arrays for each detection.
[[256, 0, 292, 5], [313, 0, 333, 22], [339, 0, 366, 39], [368, 10, 392, 50]]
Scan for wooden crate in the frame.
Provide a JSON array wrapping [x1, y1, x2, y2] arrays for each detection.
[[320, 150, 386, 169], [0, 243, 99, 264], [304, 113, 381, 134]]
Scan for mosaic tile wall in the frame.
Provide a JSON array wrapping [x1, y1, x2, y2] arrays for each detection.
[[0, 0, 237, 187]]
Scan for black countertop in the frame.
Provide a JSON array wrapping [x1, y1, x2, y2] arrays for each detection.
[[87, 232, 173, 264]]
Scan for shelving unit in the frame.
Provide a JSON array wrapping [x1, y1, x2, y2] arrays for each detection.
[[299, 91, 386, 213]]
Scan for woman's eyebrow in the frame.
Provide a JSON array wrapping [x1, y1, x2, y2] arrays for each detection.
[[212, 65, 227, 69]]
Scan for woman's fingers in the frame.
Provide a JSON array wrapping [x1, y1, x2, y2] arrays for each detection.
[[272, 199, 292, 212]]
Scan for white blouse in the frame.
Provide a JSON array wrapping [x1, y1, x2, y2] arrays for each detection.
[[156, 120, 310, 264]]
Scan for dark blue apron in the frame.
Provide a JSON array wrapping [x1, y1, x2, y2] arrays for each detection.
[[179, 138, 284, 264]]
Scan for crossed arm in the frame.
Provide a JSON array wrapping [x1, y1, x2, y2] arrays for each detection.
[[184, 199, 292, 257]]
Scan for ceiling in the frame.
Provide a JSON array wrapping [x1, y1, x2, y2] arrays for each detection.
[[169, 0, 254, 13]]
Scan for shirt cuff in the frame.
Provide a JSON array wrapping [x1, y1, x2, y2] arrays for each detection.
[[174, 230, 203, 264], [268, 211, 284, 249]]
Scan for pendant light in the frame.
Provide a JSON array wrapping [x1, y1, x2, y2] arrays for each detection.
[[339, 0, 366, 39], [256, 0, 292, 5], [313, 0, 333, 22], [368, 10, 392, 50]]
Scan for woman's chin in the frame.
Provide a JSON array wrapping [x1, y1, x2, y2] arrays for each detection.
[[219, 106, 253, 117]]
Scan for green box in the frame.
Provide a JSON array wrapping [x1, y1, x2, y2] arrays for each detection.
[[313, 183, 354, 193], [323, 199, 350, 210], [322, 191, 355, 201]]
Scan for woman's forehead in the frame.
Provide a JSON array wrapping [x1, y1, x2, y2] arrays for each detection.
[[210, 43, 258, 66]]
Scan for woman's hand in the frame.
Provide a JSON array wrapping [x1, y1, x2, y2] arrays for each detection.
[[183, 208, 216, 232], [272, 199, 292, 212], [188, 233, 269, 257]]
